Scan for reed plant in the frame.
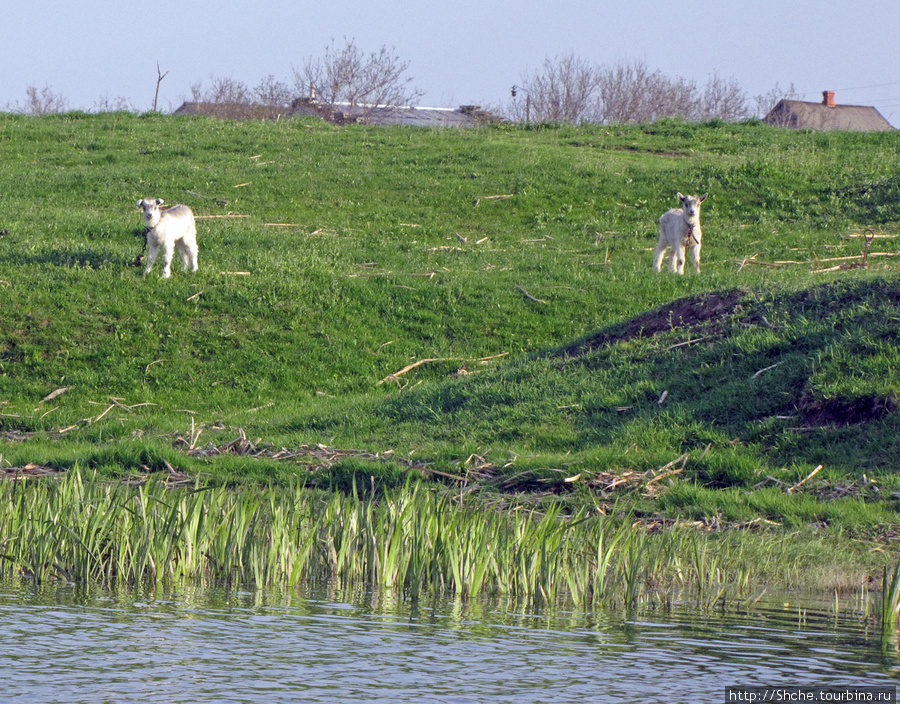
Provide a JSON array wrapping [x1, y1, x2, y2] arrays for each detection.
[[0, 469, 868, 607], [880, 559, 900, 635]]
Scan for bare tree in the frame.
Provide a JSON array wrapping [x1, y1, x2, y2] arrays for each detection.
[[186, 74, 292, 108], [294, 37, 423, 121], [753, 81, 801, 121], [189, 75, 253, 104], [94, 94, 137, 113], [597, 60, 700, 124], [698, 72, 748, 121], [253, 75, 293, 107], [153, 62, 169, 112], [509, 56, 755, 125], [508, 54, 601, 123], [18, 85, 68, 115]]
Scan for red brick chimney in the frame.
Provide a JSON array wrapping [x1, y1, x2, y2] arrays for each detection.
[[823, 90, 836, 107]]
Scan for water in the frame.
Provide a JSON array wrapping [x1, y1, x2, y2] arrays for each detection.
[[1, 581, 897, 703]]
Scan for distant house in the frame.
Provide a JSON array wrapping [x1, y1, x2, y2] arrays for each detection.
[[173, 98, 499, 127], [173, 102, 292, 121], [764, 91, 893, 132], [289, 97, 499, 127]]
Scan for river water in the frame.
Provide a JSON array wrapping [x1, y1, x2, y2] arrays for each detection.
[[1, 580, 897, 703]]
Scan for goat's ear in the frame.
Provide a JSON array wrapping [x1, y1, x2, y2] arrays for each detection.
[[136, 200, 143, 208], [699, 193, 708, 202], [155, 198, 164, 206], [676, 192, 685, 201]]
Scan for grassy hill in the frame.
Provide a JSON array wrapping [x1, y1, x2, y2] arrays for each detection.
[[1, 111, 900, 533]]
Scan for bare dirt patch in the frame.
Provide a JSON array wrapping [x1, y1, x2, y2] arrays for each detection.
[[561, 288, 747, 358], [796, 392, 898, 427]]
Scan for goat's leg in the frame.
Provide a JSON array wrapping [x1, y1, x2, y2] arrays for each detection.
[[143, 241, 159, 275], [160, 242, 175, 278], [176, 240, 194, 271], [670, 245, 685, 274], [652, 242, 667, 272], [187, 242, 198, 272]]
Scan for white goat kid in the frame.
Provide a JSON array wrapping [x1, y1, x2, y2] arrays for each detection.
[[653, 192, 707, 274], [137, 198, 198, 278]]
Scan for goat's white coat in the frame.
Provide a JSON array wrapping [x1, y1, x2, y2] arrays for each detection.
[[653, 192, 707, 274], [137, 198, 198, 278]]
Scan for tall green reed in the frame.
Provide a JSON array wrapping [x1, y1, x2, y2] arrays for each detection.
[[0, 470, 795, 605], [880, 559, 900, 636]]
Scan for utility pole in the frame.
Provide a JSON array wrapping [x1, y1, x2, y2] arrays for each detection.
[[511, 85, 531, 123]]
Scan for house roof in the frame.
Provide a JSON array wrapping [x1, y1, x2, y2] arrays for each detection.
[[173, 102, 292, 121], [352, 106, 489, 127], [289, 99, 498, 127], [764, 99, 893, 132], [173, 100, 499, 127]]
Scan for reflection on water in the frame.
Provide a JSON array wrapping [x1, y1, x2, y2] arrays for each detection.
[[0, 580, 897, 703]]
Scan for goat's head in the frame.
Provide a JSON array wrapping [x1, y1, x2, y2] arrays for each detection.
[[677, 192, 707, 220], [137, 198, 165, 227]]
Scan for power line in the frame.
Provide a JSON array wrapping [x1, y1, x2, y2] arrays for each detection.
[[797, 81, 900, 96], [830, 81, 900, 93], [789, 89, 900, 110]]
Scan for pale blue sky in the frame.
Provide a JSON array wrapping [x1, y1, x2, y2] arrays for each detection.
[[3, 0, 899, 122]]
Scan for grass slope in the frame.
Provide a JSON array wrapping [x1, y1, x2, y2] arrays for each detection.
[[1, 112, 900, 533]]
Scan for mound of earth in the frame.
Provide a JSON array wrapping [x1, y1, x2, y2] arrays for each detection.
[[797, 393, 898, 427], [561, 282, 900, 428], [561, 288, 747, 357]]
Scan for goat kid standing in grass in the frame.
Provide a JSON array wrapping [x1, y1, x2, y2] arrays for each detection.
[[653, 192, 707, 274], [137, 198, 198, 278]]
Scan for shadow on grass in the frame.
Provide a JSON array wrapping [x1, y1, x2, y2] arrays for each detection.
[[374, 278, 900, 476], [0, 247, 140, 270]]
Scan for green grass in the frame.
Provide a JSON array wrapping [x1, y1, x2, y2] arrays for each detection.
[[1, 112, 900, 542]]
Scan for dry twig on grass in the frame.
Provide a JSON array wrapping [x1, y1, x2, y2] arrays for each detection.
[[41, 387, 71, 403], [752, 361, 783, 379], [92, 404, 116, 423], [195, 214, 249, 219], [474, 194, 513, 206], [788, 464, 823, 493], [645, 467, 683, 487], [735, 258, 783, 271], [378, 352, 509, 385], [813, 263, 869, 273], [0, 463, 60, 480], [186, 190, 228, 206], [515, 285, 547, 304], [183, 430, 435, 475], [667, 335, 718, 350], [845, 232, 899, 239]]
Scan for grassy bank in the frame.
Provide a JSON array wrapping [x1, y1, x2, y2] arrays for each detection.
[[1, 112, 900, 573]]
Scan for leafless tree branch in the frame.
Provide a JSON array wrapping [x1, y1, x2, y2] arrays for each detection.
[[508, 54, 601, 123], [508, 56, 756, 125], [17, 85, 69, 115], [753, 81, 801, 122], [153, 62, 169, 112], [293, 37, 423, 121]]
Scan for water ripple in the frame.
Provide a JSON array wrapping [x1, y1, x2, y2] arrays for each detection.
[[0, 583, 897, 703]]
